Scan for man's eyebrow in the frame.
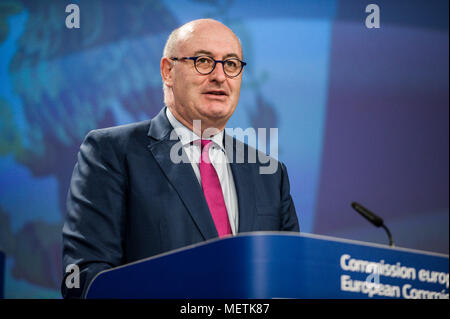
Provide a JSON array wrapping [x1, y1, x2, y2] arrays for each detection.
[[193, 50, 213, 56], [193, 50, 241, 60], [223, 53, 240, 59]]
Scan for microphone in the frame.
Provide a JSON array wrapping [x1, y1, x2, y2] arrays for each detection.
[[351, 202, 395, 247]]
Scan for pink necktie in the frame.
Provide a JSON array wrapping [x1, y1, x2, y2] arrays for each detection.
[[199, 139, 232, 237]]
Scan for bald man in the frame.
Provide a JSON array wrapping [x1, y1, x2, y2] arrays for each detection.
[[62, 19, 299, 299]]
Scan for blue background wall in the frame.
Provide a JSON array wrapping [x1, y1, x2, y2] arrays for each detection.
[[0, 0, 448, 298]]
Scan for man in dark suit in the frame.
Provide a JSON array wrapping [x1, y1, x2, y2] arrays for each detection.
[[62, 18, 299, 299]]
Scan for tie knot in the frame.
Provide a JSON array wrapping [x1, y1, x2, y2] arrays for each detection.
[[200, 139, 212, 150]]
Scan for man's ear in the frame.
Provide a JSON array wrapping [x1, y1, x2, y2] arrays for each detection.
[[161, 57, 174, 87]]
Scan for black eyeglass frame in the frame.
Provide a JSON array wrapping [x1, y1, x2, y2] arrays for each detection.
[[170, 56, 247, 78]]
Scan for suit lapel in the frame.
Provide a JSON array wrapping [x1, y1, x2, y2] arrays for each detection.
[[226, 135, 257, 233], [147, 108, 218, 240]]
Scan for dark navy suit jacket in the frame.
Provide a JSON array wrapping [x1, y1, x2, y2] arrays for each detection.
[[62, 107, 299, 298]]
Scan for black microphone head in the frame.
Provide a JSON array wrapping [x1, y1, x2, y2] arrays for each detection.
[[351, 202, 384, 227]]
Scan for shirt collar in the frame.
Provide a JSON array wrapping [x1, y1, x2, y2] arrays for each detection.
[[166, 107, 225, 151]]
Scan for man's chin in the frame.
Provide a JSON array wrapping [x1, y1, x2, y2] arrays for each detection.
[[201, 103, 233, 120]]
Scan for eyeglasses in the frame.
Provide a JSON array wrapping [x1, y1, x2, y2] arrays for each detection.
[[170, 55, 247, 78]]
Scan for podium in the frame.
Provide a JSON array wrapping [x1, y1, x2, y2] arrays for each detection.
[[86, 232, 449, 299]]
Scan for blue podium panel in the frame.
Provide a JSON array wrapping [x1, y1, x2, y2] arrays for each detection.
[[86, 233, 449, 299], [0, 251, 4, 299]]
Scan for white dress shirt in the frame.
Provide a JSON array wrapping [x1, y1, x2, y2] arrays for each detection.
[[166, 107, 239, 235]]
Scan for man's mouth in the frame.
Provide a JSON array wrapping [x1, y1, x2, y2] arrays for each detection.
[[203, 90, 228, 96]]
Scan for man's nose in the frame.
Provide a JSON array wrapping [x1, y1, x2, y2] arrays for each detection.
[[209, 62, 227, 82]]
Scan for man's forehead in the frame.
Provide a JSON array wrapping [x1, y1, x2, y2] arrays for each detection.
[[192, 49, 240, 60], [177, 22, 242, 57], [178, 20, 236, 40]]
